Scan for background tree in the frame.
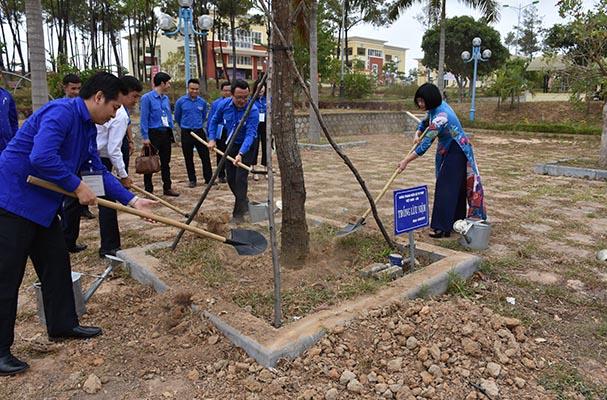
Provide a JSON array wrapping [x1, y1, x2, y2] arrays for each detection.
[[25, 0, 48, 110], [421, 15, 508, 102], [214, 0, 253, 80], [553, 0, 607, 167], [486, 58, 531, 108], [388, 0, 500, 93], [504, 31, 516, 54], [271, 0, 310, 266], [515, 4, 542, 58]]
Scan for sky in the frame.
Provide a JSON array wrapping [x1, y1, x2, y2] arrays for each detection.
[[348, 0, 594, 73]]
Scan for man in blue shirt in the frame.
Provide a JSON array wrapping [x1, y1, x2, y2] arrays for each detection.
[[139, 71, 179, 196], [0, 86, 18, 154], [207, 81, 232, 183], [208, 79, 259, 223], [0, 72, 155, 376], [174, 78, 212, 188]]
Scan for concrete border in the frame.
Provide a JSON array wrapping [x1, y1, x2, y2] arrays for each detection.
[[117, 225, 480, 368], [298, 140, 367, 151], [534, 160, 607, 181]]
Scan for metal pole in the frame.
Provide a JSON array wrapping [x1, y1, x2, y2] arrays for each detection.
[[516, 4, 521, 56], [408, 232, 415, 271], [183, 7, 191, 87], [339, 0, 346, 97], [470, 49, 478, 121]]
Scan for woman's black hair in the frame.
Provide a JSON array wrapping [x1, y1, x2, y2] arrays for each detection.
[[252, 77, 266, 95], [79, 71, 125, 101], [414, 83, 442, 110]]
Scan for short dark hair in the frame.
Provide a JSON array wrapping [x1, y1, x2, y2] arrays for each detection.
[[153, 72, 171, 87], [220, 81, 231, 90], [187, 78, 200, 86], [121, 75, 143, 93], [63, 73, 81, 86], [79, 71, 125, 101], [414, 83, 442, 110], [231, 79, 249, 94]]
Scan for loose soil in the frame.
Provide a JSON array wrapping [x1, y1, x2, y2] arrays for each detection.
[[151, 224, 432, 325]]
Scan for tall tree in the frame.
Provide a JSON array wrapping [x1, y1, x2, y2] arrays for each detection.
[[271, 0, 310, 266], [388, 0, 499, 92], [25, 0, 48, 110], [516, 4, 542, 58], [308, 0, 321, 144], [214, 0, 253, 80], [421, 15, 508, 102]]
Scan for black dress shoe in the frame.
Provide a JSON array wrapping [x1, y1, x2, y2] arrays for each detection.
[[429, 230, 451, 238], [163, 189, 180, 197], [218, 177, 227, 184], [49, 325, 102, 342], [68, 243, 88, 253], [99, 248, 120, 258], [81, 209, 96, 220], [0, 353, 29, 376], [188, 181, 197, 188]]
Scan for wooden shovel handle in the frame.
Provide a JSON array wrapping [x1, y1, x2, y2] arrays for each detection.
[[359, 126, 430, 220], [189, 131, 253, 172], [130, 183, 188, 216], [26, 176, 227, 243]]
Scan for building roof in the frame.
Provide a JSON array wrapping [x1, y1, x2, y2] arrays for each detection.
[[526, 55, 568, 71], [384, 44, 409, 52]]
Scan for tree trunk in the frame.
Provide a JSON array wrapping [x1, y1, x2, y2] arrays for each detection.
[[272, 0, 309, 267], [230, 14, 237, 80], [600, 101, 607, 168], [437, 0, 446, 92], [308, 0, 320, 144], [25, 0, 48, 111], [211, 23, 219, 87]]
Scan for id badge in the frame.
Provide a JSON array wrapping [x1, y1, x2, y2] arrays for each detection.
[[161, 115, 169, 127], [259, 113, 266, 122], [81, 171, 105, 197]]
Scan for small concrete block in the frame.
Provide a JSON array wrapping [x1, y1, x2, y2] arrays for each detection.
[[359, 263, 390, 277], [375, 265, 404, 280]]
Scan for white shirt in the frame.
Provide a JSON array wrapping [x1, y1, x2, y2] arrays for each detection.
[[96, 106, 129, 178]]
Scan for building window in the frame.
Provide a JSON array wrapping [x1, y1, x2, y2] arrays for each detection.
[[357, 47, 366, 56], [252, 31, 262, 44], [346, 47, 352, 56], [385, 54, 392, 62], [368, 49, 383, 57], [221, 29, 253, 49], [227, 55, 252, 66]]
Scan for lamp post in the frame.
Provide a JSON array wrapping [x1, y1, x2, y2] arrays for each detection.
[[158, 0, 213, 91], [461, 37, 491, 121], [503, 0, 540, 56]]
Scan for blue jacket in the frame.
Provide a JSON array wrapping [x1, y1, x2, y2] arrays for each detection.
[[0, 97, 134, 227], [0, 87, 18, 153], [208, 98, 259, 155], [174, 95, 208, 129], [139, 90, 173, 140], [255, 96, 267, 114], [207, 96, 228, 139]]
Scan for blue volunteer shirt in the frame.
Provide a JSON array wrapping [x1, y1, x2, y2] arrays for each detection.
[[208, 98, 259, 155], [0, 97, 134, 227], [174, 95, 208, 129], [0, 87, 19, 153], [139, 90, 173, 140], [207, 96, 228, 139]]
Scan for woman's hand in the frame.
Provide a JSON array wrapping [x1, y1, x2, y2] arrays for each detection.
[[413, 130, 422, 145], [397, 159, 408, 173]]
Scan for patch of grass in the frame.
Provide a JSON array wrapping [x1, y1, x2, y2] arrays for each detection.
[[337, 232, 392, 264], [447, 271, 474, 299], [539, 363, 602, 399], [417, 284, 431, 299], [336, 276, 387, 300], [596, 321, 607, 338], [464, 119, 601, 135]]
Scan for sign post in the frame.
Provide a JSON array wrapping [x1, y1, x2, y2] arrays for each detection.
[[394, 185, 429, 271]]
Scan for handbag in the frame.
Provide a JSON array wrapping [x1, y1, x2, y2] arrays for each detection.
[[135, 144, 161, 174]]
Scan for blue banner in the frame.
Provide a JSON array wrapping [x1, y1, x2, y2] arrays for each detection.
[[394, 185, 429, 235]]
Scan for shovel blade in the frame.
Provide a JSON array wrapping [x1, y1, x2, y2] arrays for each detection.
[[228, 229, 268, 256], [335, 218, 365, 238]]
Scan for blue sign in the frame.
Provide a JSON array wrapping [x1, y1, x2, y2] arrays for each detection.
[[394, 185, 429, 235]]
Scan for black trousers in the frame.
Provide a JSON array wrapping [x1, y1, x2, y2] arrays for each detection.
[[98, 157, 121, 254], [62, 197, 82, 249], [0, 209, 79, 354], [431, 143, 468, 233], [226, 145, 255, 217], [144, 128, 173, 193], [181, 128, 212, 184], [251, 122, 267, 167], [215, 131, 227, 180], [121, 135, 130, 172]]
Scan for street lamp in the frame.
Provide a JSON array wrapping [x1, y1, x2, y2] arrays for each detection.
[[461, 37, 491, 121], [158, 1, 213, 90], [503, 0, 540, 56]]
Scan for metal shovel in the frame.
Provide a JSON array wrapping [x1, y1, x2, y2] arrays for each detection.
[[336, 125, 429, 238], [27, 176, 267, 256]]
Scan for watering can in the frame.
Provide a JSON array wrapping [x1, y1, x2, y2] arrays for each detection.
[[34, 255, 122, 325], [453, 219, 492, 250]]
